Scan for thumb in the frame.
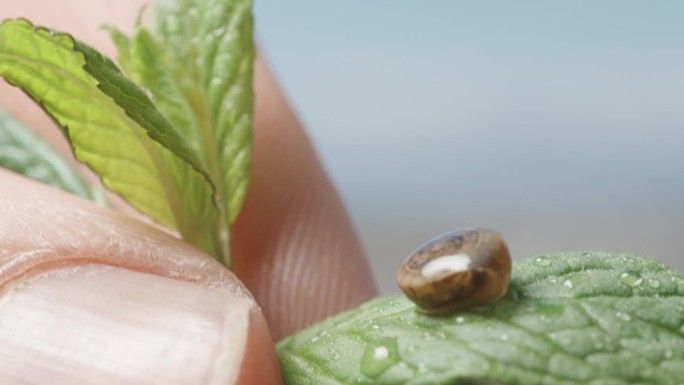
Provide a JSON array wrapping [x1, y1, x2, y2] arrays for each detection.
[[0, 169, 281, 384]]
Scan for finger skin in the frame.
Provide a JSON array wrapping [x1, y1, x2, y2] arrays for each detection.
[[0, 0, 378, 340], [0, 169, 281, 384], [234, 57, 377, 339]]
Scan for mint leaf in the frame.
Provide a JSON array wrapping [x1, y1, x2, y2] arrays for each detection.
[[0, 19, 224, 259], [0, 106, 107, 204], [278, 253, 684, 384], [151, 0, 255, 204], [155, 0, 254, 231], [108, 0, 254, 266]]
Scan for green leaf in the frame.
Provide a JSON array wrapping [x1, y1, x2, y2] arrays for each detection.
[[104, 25, 132, 87], [0, 19, 224, 258], [113, 0, 254, 266], [105, 0, 254, 266], [277, 252, 684, 385], [0, 106, 107, 204]]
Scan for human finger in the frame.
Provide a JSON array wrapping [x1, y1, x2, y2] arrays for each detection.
[[0, 169, 281, 384], [0, 0, 378, 340]]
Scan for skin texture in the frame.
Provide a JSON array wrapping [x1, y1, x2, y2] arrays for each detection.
[[0, 1, 377, 383]]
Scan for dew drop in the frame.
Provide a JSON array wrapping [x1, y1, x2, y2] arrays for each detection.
[[620, 272, 643, 288], [535, 256, 551, 267], [563, 279, 574, 289], [360, 337, 400, 379], [647, 279, 661, 288], [142, 88, 154, 100], [615, 311, 631, 322], [374, 346, 389, 359], [455, 316, 465, 324]]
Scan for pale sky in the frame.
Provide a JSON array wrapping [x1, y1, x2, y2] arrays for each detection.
[[254, 1, 684, 289]]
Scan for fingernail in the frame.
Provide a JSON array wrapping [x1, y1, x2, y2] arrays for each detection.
[[0, 264, 262, 385]]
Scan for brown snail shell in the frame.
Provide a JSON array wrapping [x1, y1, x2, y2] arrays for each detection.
[[396, 228, 511, 313]]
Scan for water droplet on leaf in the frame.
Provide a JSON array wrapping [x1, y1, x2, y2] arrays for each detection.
[[620, 272, 643, 288], [535, 256, 551, 267], [360, 337, 400, 378], [616, 311, 631, 322], [142, 88, 154, 100]]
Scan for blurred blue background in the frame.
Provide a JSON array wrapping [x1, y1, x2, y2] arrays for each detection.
[[254, 1, 684, 293]]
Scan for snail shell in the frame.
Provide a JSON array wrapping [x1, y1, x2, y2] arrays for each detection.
[[396, 228, 511, 313]]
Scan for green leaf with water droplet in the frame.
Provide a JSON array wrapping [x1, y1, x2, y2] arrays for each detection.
[[108, 0, 254, 267], [0, 19, 222, 257], [0, 106, 107, 205], [278, 252, 684, 384]]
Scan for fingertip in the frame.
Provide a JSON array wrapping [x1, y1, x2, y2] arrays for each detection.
[[236, 310, 283, 384], [0, 170, 281, 384], [0, 264, 262, 385]]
